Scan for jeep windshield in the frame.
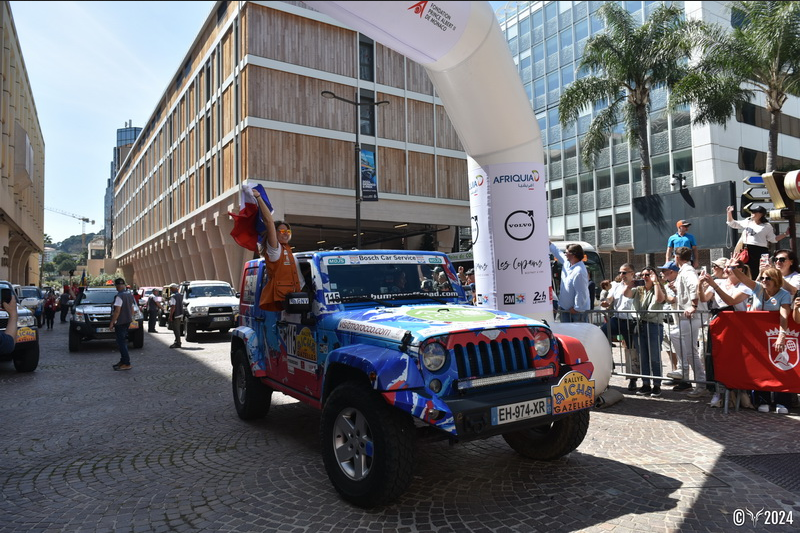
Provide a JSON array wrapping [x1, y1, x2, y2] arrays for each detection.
[[79, 291, 118, 305], [321, 254, 461, 304], [20, 288, 41, 299], [185, 285, 235, 298]]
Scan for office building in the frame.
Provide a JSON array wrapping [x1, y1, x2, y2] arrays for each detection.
[[495, 1, 800, 269], [113, 1, 470, 287]]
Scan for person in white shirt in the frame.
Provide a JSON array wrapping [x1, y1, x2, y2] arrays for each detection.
[[727, 205, 787, 278], [771, 249, 800, 295], [600, 263, 638, 391]]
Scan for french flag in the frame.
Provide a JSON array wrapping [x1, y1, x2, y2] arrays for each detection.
[[229, 183, 272, 252]]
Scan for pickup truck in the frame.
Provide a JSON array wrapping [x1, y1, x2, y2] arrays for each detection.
[[69, 287, 144, 352], [231, 250, 604, 507], [1, 280, 39, 372]]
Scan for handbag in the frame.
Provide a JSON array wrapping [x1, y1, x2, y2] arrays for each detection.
[[732, 231, 748, 263]]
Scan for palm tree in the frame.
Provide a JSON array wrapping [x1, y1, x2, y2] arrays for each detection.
[[559, 3, 708, 196], [672, 1, 800, 174]]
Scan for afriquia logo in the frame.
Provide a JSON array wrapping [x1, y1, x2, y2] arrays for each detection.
[[469, 174, 484, 197], [504, 210, 535, 241], [766, 328, 800, 370], [408, 1, 428, 17], [493, 170, 540, 190]]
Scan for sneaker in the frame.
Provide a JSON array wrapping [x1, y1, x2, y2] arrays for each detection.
[[757, 404, 770, 413], [170, 343, 181, 349], [687, 388, 708, 398], [776, 404, 789, 414], [708, 393, 722, 408], [672, 382, 692, 391], [112, 363, 132, 371], [650, 387, 662, 397], [666, 370, 685, 380], [627, 379, 638, 391], [636, 385, 652, 396]]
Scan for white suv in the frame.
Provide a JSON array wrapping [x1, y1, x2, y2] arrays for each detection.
[[179, 280, 239, 342]]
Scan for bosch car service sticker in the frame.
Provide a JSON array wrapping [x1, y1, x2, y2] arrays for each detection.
[[406, 307, 497, 323]]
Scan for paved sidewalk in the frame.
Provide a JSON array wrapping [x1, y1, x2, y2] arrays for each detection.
[[0, 322, 798, 532]]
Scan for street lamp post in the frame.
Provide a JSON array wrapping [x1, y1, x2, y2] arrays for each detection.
[[322, 90, 389, 249]]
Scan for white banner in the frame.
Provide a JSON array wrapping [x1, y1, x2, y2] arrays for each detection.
[[469, 161, 550, 318]]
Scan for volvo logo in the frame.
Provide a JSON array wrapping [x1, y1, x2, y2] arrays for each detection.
[[504, 210, 535, 241]]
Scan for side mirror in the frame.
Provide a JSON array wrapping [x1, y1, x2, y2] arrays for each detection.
[[285, 292, 311, 313]]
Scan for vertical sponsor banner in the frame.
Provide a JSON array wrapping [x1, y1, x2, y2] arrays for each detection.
[[361, 149, 378, 201], [468, 158, 495, 308], [469, 160, 550, 318]]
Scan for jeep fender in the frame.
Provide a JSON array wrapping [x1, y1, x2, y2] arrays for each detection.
[[325, 344, 457, 435], [550, 322, 612, 393], [231, 326, 267, 376]]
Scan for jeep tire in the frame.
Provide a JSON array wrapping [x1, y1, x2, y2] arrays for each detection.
[[13, 342, 39, 372], [186, 322, 198, 342], [68, 329, 81, 352], [321, 382, 414, 508], [502, 408, 590, 461], [232, 348, 272, 420]]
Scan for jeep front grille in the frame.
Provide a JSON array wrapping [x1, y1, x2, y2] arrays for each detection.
[[209, 306, 232, 314], [453, 337, 532, 378], [86, 313, 112, 323]]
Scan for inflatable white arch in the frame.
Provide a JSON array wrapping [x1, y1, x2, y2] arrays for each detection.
[[306, 1, 611, 391]]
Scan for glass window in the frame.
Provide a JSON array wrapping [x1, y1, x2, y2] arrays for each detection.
[[359, 40, 374, 82], [520, 51, 531, 71], [566, 176, 578, 196], [561, 66, 574, 87], [564, 138, 577, 160], [534, 78, 545, 98], [672, 105, 691, 128], [360, 94, 377, 136], [673, 150, 693, 174], [615, 212, 631, 227], [591, 13, 605, 34], [547, 71, 560, 92], [650, 111, 668, 134], [546, 36, 558, 56], [507, 23, 518, 40], [548, 107, 559, 128], [613, 164, 629, 185], [580, 172, 594, 192], [545, 2, 558, 21], [524, 82, 533, 101], [651, 153, 670, 179], [611, 123, 625, 146], [550, 144, 562, 164], [532, 9, 543, 28], [534, 43, 545, 63], [520, 15, 530, 36], [560, 28, 573, 48], [597, 168, 611, 189], [575, 18, 589, 41], [576, 64, 590, 80], [598, 215, 613, 230], [537, 115, 547, 134], [550, 187, 563, 201]]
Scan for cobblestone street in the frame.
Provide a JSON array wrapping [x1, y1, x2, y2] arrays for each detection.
[[1, 323, 798, 532]]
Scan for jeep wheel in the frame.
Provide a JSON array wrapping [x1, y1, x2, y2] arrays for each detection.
[[131, 328, 144, 349], [502, 409, 590, 461], [186, 322, 198, 342], [13, 342, 39, 372], [232, 348, 272, 420], [321, 382, 415, 508], [68, 329, 81, 352]]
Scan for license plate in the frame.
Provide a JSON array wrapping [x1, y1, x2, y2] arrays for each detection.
[[491, 398, 550, 425], [96, 327, 111, 333], [212, 316, 229, 322]]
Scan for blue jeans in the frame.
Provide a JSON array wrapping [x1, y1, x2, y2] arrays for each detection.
[[635, 321, 663, 387], [559, 309, 588, 323], [115, 324, 131, 365], [601, 317, 636, 348]]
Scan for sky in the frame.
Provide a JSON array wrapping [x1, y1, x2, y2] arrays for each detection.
[[10, 0, 509, 246], [9, 1, 215, 245]]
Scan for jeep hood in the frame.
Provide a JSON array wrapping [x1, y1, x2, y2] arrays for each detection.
[[327, 304, 546, 344]]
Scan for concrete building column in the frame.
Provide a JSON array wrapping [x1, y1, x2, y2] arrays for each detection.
[[176, 228, 195, 281], [195, 221, 214, 281], [185, 224, 203, 279]]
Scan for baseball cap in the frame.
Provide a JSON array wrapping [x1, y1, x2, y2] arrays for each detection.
[[676, 219, 691, 228], [114, 277, 126, 286], [749, 205, 767, 215], [658, 261, 680, 272]]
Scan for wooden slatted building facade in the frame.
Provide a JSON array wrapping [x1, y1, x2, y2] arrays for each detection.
[[114, 1, 470, 287]]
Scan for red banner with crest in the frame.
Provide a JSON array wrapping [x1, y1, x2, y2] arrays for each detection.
[[710, 311, 800, 392]]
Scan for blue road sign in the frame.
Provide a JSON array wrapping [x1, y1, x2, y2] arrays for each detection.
[[744, 175, 765, 186]]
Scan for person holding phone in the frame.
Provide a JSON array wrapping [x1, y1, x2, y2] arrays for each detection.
[[727, 205, 786, 279], [600, 263, 638, 390], [0, 291, 19, 355], [624, 267, 666, 396]]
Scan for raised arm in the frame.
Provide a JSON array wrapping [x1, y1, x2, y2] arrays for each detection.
[[252, 186, 277, 250]]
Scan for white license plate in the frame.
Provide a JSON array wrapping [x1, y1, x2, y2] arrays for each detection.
[[96, 327, 111, 333], [491, 398, 550, 425], [212, 316, 229, 322]]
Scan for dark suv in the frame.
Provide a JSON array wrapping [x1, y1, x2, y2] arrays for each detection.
[[0, 280, 39, 372], [69, 287, 144, 352]]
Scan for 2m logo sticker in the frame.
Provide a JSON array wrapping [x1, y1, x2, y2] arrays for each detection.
[[503, 294, 516, 305]]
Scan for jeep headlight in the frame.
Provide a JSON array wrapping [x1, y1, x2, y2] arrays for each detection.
[[18, 315, 35, 327], [74, 310, 85, 322], [533, 331, 551, 357], [232, 305, 239, 314], [191, 306, 208, 316], [421, 341, 447, 372]]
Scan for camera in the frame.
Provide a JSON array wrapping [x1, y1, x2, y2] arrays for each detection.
[[1, 287, 13, 304], [633, 279, 646, 287]]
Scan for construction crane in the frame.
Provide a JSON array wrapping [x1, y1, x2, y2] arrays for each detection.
[[45, 207, 96, 250]]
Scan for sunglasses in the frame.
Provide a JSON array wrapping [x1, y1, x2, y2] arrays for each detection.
[[774, 257, 789, 263], [618, 271, 631, 275], [278, 229, 292, 234], [759, 277, 773, 282]]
